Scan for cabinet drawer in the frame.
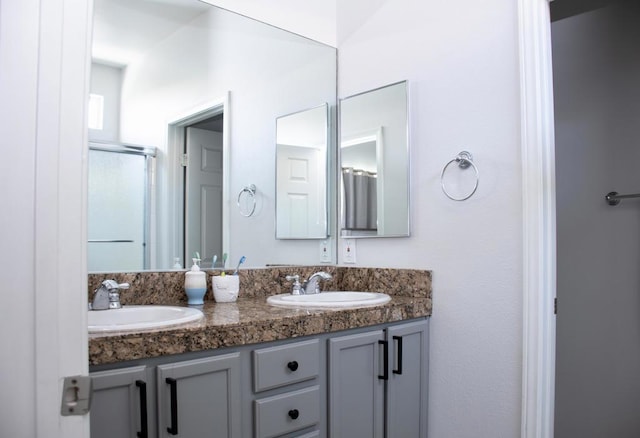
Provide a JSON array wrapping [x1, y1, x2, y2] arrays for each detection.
[[253, 339, 319, 392], [293, 431, 319, 438], [254, 386, 320, 438]]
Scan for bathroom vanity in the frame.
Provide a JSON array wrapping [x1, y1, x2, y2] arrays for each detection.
[[88, 267, 431, 438]]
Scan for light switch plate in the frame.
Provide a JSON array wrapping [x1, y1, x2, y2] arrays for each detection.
[[342, 239, 356, 264]]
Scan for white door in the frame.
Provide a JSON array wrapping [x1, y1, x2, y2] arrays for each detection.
[[276, 145, 326, 238], [185, 127, 223, 265], [1, 0, 91, 437]]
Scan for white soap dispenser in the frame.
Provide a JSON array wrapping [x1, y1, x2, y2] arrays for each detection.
[[184, 257, 207, 305]]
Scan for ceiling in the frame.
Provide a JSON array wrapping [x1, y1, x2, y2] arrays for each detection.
[[92, 0, 338, 68], [92, 0, 211, 66]]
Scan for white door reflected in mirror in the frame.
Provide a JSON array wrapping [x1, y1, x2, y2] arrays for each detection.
[[276, 104, 329, 239]]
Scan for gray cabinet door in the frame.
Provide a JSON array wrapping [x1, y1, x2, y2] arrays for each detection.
[[157, 353, 242, 438], [91, 365, 149, 438], [328, 330, 385, 438], [386, 319, 429, 438]]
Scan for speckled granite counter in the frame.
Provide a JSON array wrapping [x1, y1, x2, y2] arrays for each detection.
[[89, 267, 432, 366]]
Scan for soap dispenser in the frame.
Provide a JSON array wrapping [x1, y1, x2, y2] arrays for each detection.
[[184, 257, 207, 305]]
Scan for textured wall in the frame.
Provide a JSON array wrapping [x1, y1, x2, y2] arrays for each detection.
[[337, 1, 523, 437]]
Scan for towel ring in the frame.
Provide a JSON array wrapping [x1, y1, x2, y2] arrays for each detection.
[[441, 151, 479, 201], [237, 184, 257, 217]]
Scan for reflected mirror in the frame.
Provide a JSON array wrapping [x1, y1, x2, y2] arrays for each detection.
[[88, 0, 337, 271], [339, 81, 410, 237], [276, 104, 329, 239]]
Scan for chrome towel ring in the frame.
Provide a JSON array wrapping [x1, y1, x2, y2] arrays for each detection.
[[441, 151, 479, 201], [237, 184, 257, 217]]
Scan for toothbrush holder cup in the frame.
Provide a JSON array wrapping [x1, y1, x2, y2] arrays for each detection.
[[212, 275, 240, 303]]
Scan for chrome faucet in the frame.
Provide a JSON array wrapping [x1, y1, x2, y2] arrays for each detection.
[[90, 280, 130, 310], [285, 271, 332, 295], [302, 271, 332, 294]]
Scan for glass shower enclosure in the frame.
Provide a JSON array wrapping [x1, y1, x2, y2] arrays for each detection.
[[87, 142, 155, 272]]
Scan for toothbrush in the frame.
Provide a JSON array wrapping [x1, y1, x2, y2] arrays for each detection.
[[233, 256, 246, 275], [221, 253, 228, 276]]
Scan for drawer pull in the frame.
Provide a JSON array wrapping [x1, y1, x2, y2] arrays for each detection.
[[393, 335, 403, 375], [166, 378, 178, 435], [288, 409, 300, 420], [287, 361, 299, 372], [135, 380, 148, 438], [378, 340, 389, 380]]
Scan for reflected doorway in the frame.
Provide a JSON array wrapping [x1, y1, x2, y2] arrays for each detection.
[[184, 114, 224, 268]]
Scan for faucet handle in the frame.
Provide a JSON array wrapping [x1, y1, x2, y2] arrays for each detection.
[[100, 280, 129, 290], [101, 279, 120, 290], [285, 275, 302, 295]]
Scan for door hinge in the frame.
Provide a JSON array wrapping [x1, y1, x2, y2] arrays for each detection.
[[60, 375, 92, 416], [554, 297, 557, 315], [180, 153, 188, 167]]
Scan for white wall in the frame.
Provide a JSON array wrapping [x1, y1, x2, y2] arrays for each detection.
[[89, 62, 122, 142], [118, 6, 336, 268], [337, 1, 523, 437], [553, 3, 640, 436]]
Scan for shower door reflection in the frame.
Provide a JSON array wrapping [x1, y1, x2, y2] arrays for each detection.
[[88, 143, 154, 271]]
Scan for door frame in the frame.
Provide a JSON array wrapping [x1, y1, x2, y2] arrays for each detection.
[[41, 0, 557, 435], [518, 0, 557, 437], [166, 96, 230, 268]]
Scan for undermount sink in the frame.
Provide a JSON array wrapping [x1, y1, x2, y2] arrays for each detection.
[[266, 291, 391, 309], [88, 305, 204, 334]]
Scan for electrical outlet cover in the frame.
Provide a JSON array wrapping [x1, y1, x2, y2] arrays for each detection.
[[320, 241, 331, 263], [342, 239, 356, 264]]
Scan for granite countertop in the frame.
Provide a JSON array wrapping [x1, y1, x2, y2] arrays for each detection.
[[89, 295, 432, 366]]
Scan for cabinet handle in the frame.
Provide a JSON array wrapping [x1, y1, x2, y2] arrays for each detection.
[[378, 340, 389, 380], [135, 380, 148, 438], [166, 378, 178, 435], [393, 335, 403, 375], [287, 361, 299, 372], [288, 409, 300, 420]]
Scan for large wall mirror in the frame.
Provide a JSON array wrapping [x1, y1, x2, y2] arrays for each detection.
[[88, 0, 337, 272], [339, 81, 410, 238]]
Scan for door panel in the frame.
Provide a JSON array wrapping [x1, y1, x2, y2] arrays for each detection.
[[276, 145, 326, 238], [88, 149, 147, 271], [185, 127, 223, 263], [328, 330, 385, 438]]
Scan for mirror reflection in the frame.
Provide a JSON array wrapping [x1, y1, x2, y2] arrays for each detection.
[[339, 81, 410, 237], [88, 0, 337, 271], [276, 104, 329, 239]]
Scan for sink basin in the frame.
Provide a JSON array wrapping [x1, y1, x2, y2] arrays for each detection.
[[88, 305, 204, 333], [267, 291, 391, 308]]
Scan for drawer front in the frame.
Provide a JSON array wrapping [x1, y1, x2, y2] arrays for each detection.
[[253, 339, 319, 392], [293, 431, 319, 438], [254, 386, 320, 438]]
